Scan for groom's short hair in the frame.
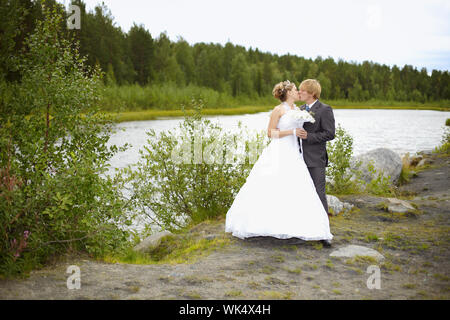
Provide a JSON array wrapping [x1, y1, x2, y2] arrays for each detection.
[[299, 79, 321, 99]]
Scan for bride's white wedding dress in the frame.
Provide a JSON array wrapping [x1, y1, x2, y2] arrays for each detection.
[[225, 102, 333, 241]]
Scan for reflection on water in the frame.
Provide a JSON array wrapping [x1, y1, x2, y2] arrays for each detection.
[[107, 108, 450, 173]]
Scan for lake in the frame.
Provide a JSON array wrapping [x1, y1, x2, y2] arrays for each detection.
[[107, 108, 450, 174]]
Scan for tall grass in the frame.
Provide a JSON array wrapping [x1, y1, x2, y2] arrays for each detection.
[[108, 106, 276, 122], [98, 83, 450, 116], [100, 83, 275, 112]]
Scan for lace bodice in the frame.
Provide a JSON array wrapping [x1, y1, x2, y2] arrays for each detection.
[[276, 102, 299, 130]]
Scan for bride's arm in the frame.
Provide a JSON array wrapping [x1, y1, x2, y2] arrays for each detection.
[[267, 106, 295, 139]]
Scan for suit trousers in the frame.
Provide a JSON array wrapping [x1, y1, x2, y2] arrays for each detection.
[[307, 166, 329, 215]]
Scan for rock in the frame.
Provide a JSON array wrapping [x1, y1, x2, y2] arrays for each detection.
[[133, 230, 173, 253], [330, 245, 384, 262], [417, 158, 433, 167], [326, 195, 354, 216], [386, 197, 415, 213], [409, 154, 423, 167], [350, 148, 403, 184], [402, 152, 423, 167]]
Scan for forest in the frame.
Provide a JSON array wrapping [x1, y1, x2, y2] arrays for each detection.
[[1, 0, 449, 112]]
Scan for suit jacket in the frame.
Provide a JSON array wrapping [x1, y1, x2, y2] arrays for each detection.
[[298, 100, 335, 167]]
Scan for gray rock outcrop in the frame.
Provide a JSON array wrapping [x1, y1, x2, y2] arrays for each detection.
[[386, 197, 415, 213], [330, 245, 385, 261], [133, 230, 173, 253]]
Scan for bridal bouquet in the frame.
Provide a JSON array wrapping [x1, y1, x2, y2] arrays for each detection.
[[289, 109, 315, 126]]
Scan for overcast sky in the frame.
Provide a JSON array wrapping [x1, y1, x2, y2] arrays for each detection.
[[60, 0, 450, 72]]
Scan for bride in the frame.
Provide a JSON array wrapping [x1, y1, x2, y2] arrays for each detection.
[[225, 80, 333, 243]]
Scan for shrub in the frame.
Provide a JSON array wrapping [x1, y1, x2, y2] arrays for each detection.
[[121, 99, 269, 234], [326, 124, 362, 194], [363, 162, 396, 196], [433, 125, 450, 154], [0, 5, 130, 277]]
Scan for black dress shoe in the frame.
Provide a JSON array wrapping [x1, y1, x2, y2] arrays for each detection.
[[321, 240, 332, 247]]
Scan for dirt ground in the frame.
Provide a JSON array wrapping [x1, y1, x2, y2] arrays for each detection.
[[0, 151, 449, 300]]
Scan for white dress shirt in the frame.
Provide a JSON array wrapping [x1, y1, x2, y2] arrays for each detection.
[[306, 99, 318, 109]]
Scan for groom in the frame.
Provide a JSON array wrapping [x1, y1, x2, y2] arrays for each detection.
[[295, 79, 335, 246]]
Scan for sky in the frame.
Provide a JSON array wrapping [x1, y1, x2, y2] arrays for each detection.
[[60, 0, 450, 72]]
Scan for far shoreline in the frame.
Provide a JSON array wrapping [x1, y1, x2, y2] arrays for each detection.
[[105, 105, 450, 123]]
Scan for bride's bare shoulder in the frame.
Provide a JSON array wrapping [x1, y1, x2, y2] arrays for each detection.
[[272, 104, 283, 114]]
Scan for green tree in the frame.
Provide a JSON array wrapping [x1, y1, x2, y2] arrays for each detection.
[[230, 53, 253, 96], [73, 0, 135, 84], [127, 23, 155, 85], [174, 37, 195, 84], [2, 1, 449, 105], [0, 3, 130, 276], [153, 32, 183, 84], [317, 72, 331, 100], [348, 78, 363, 101]]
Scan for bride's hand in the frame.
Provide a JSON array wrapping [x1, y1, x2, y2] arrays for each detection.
[[295, 128, 307, 139]]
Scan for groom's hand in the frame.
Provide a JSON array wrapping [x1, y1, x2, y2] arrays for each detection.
[[295, 128, 308, 139]]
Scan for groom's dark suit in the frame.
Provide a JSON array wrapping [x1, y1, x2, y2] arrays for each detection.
[[298, 100, 335, 215]]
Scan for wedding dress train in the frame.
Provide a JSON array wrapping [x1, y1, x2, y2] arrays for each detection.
[[225, 102, 333, 241]]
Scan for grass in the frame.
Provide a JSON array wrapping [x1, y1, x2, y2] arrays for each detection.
[[332, 289, 342, 295], [347, 266, 364, 275], [402, 283, 417, 289], [433, 141, 450, 154], [325, 259, 335, 269], [102, 233, 231, 265], [364, 233, 380, 242], [311, 242, 323, 250], [398, 164, 415, 186], [304, 262, 318, 270], [271, 254, 286, 263], [224, 290, 243, 297], [433, 273, 450, 281], [99, 83, 450, 112], [265, 276, 287, 285], [261, 265, 277, 274], [182, 290, 202, 299], [182, 275, 214, 285], [352, 255, 379, 265], [248, 281, 261, 289], [284, 266, 302, 274], [257, 290, 294, 300], [106, 106, 276, 122]]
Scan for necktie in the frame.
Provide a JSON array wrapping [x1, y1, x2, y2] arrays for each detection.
[[306, 105, 310, 112]]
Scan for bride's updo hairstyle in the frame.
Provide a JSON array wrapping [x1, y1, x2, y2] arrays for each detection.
[[272, 80, 295, 102]]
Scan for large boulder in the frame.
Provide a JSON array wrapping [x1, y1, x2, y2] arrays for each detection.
[[133, 230, 173, 253], [350, 148, 403, 185]]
